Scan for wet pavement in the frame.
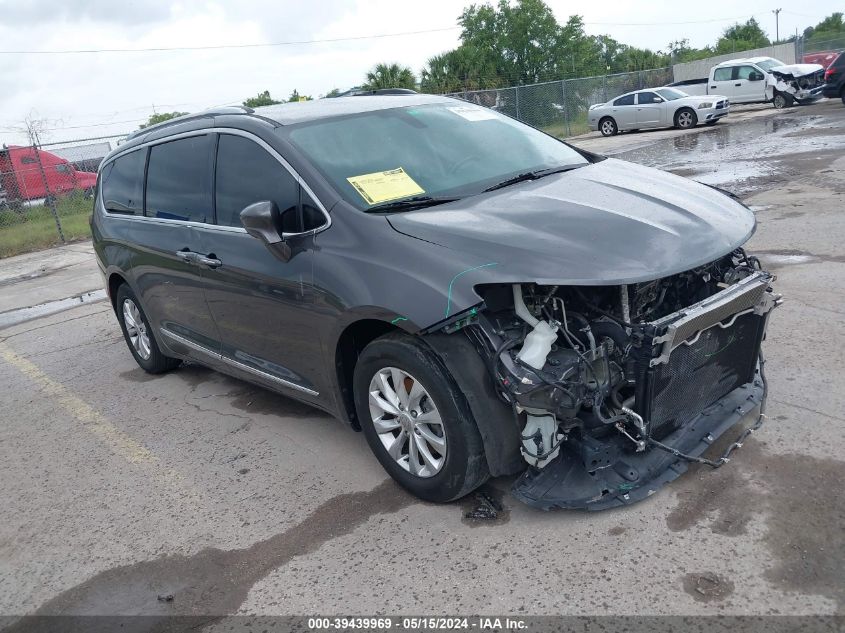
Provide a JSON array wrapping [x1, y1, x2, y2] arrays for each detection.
[[614, 107, 845, 196], [1, 99, 844, 623]]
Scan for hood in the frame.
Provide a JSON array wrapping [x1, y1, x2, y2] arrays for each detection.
[[387, 158, 756, 286], [770, 63, 824, 77]]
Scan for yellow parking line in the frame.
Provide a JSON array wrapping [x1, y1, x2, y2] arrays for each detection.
[[1, 340, 156, 464]]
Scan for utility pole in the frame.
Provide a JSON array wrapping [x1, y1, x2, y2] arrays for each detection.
[[772, 8, 782, 42]]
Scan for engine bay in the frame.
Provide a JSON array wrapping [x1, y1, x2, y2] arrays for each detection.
[[452, 248, 781, 509]]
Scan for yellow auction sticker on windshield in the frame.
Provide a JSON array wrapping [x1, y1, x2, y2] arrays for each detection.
[[347, 167, 425, 205]]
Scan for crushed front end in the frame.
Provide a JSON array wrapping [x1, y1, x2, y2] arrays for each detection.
[[461, 249, 780, 510]]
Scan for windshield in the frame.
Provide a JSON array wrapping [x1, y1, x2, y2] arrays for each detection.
[[656, 88, 688, 101], [756, 58, 783, 71], [286, 103, 589, 210]]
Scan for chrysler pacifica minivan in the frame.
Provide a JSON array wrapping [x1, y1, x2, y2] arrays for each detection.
[[93, 94, 778, 509]]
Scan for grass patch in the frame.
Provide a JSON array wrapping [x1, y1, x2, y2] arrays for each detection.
[[542, 113, 591, 139], [0, 194, 92, 258]]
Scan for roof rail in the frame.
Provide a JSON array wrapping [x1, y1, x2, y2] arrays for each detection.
[[124, 105, 255, 141]]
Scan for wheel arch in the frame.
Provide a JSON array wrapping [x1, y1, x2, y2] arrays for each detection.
[[107, 271, 128, 312], [334, 318, 401, 429]]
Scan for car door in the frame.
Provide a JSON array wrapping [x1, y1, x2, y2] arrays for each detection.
[[128, 135, 221, 355], [635, 91, 664, 127], [192, 131, 328, 400], [610, 93, 637, 129], [734, 65, 766, 102], [709, 65, 737, 100]]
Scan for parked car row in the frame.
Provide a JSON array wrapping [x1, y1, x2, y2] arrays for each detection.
[[589, 54, 843, 137]]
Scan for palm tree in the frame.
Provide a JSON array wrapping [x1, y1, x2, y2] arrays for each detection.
[[364, 63, 417, 91]]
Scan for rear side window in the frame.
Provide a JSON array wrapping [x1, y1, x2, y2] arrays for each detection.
[[713, 67, 733, 81], [101, 149, 145, 215], [146, 135, 213, 222], [613, 94, 635, 106], [834, 53, 845, 69], [215, 134, 300, 228]]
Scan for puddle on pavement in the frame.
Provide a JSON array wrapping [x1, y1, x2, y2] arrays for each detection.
[[617, 112, 845, 196], [0, 289, 107, 329], [6, 480, 413, 628], [666, 440, 845, 611]]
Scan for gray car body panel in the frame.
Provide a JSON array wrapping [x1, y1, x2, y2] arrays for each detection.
[[93, 97, 760, 478]]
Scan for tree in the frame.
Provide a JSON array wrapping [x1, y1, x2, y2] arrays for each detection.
[[715, 18, 770, 54], [139, 111, 188, 129], [459, 0, 567, 84], [363, 63, 416, 90], [666, 39, 713, 64], [804, 12, 845, 51], [288, 89, 313, 102], [420, 46, 499, 93], [242, 90, 282, 108], [323, 88, 342, 98]]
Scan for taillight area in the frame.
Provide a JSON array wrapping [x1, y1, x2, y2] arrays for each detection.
[[826, 68, 838, 82]]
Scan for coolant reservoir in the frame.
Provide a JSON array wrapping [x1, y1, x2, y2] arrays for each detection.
[[517, 320, 558, 370]]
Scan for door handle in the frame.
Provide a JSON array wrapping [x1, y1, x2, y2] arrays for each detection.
[[175, 250, 222, 268], [196, 254, 222, 269], [734, 83, 742, 86], [711, 85, 717, 89]]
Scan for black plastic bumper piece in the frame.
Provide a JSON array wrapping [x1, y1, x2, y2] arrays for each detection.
[[511, 380, 764, 511]]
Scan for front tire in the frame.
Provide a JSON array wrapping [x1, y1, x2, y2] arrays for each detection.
[[675, 108, 697, 129], [353, 333, 489, 502], [599, 117, 618, 137], [115, 285, 180, 374], [772, 92, 792, 109]]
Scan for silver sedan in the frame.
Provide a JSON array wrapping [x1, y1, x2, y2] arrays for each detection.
[[588, 87, 730, 136]]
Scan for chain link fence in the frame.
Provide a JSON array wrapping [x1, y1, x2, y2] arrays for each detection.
[[0, 135, 121, 258], [447, 67, 674, 138]]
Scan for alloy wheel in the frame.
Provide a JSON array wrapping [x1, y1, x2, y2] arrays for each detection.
[[678, 111, 694, 128], [368, 367, 447, 477], [122, 298, 152, 360]]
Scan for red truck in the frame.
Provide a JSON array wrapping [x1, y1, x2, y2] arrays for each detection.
[[0, 145, 97, 206]]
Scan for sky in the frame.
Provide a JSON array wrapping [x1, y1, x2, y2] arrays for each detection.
[[0, 0, 837, 146]]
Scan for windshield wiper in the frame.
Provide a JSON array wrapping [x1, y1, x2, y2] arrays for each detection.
[[482, 165, 582, 193], [365, 195, 461, 213]]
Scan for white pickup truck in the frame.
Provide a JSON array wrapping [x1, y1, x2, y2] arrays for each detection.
[[669, 56, 826, 108]]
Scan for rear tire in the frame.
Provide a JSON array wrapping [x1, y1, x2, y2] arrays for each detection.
[[599, 117, 618, 137], [674, 108, 697, 129], [840, 86, 845, 106], [115, 285, 180, 374], [353, 332, 489, 502]]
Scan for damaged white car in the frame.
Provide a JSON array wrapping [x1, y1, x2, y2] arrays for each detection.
[[670, 56, 826, 108]]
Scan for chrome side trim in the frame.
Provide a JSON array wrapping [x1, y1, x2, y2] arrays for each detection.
[[160, 327, 319, 396], [220, 355, 319, 397], [99, 127, 332, 235], [159, 327, 219, 358]]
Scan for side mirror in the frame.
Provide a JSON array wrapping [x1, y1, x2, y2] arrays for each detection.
[[749, 71, 764, 81], [653, 97, 663, 103], [240, 200, 283, 244]]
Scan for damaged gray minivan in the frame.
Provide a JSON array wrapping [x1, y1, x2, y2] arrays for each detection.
[[93, 93, 780, 510]]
